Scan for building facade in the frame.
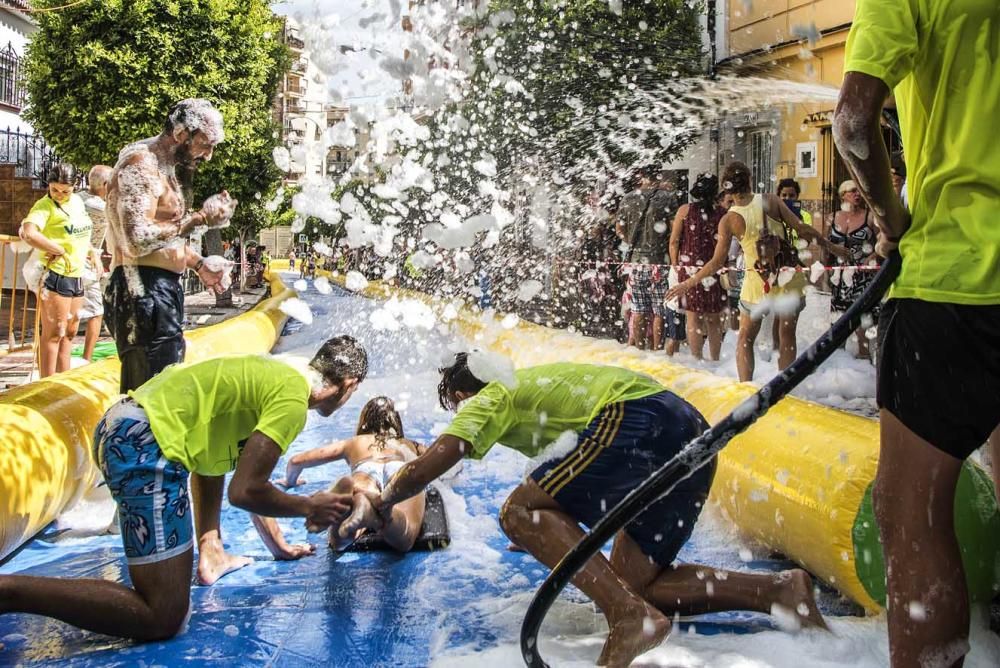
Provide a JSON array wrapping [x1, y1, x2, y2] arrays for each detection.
[[0, 1, 33, 133], [263, 18, 369, 256]]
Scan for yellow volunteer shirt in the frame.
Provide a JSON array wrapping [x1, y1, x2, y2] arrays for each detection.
[[846, 0, 1000, 305], [442, 362, 664, 460], [131, 355, 311, 476], [22, 194, 93, 278]]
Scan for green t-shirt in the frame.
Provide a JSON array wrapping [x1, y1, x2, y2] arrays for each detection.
[[23, 194, 93, 278], [442, 363, 664, 460], [131, 355, 311, 476], [845, 0, 1000, 305]]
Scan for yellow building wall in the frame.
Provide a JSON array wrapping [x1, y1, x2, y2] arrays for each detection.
[[730, 0, 855, 53], [727, 0, 857, 219]]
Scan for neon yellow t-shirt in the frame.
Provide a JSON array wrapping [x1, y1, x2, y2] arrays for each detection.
[[22, 194, 93, 278], [442, 363, 665, 460], [845, 0, 1000, 305], [131, 355, 311, 476]]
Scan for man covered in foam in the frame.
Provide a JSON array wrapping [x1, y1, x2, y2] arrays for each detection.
[[104, 98, 237, 394]]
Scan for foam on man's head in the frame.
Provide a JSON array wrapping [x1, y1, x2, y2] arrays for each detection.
[[165, 99, 225, 144]]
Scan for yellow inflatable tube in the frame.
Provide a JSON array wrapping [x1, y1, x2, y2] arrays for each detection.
[[0, 274, 294, 561], [345, 281, 1000, 612]]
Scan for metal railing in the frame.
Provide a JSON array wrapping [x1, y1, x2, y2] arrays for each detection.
[[0, 128, 60, 183], [0, 234, 40, 358], [0, 42, 26, 111]]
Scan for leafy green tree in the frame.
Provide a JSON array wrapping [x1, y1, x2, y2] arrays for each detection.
[[22, 0, 290, 267]]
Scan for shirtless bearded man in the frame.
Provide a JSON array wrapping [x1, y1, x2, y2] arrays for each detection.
[[104, 98, 240, 585]]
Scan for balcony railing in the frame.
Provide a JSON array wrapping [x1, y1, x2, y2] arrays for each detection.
[[0, 42, 27, 112], [286, 35, 305, 51], [0, 128, 59, 185]]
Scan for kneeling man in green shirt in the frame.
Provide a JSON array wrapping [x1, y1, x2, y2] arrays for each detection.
[[0, 335, 367, 642], [341, 354, 828, 667]]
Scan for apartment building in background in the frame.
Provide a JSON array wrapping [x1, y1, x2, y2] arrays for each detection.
[[706, 0, 899, 227], [263, 17, 370, 256]]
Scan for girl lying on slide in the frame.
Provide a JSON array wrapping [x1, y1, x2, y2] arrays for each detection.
[[278, 396, 427, 552]]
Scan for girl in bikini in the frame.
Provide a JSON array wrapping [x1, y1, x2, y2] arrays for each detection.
[[281, 396, 427, 552]]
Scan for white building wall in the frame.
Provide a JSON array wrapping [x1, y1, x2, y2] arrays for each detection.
[[0, 8, 35, 133]]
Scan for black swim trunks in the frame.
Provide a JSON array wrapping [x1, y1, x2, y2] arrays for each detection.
[[877, 298, 1000, 460], [530, 391, 715, 568], [43, 271, 84, 298], [103, 266, 185, 393]]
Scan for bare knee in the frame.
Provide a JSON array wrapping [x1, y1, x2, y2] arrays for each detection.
[[499, 494, 534, 540], [142, 599, 190, 641]]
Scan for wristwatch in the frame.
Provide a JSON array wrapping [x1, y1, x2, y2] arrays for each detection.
[[194, 258, 205, 272]]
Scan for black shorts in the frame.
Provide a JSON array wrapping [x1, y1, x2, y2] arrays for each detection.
[[878, 298, 1000, 460], [530, 391, 715, 568], [43, 271, 84, 298], [103, 266, 185, 393]]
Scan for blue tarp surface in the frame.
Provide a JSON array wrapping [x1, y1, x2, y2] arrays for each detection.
[[0, 280, 858, 667]]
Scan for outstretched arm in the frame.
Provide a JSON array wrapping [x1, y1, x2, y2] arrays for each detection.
[[834, 72, 909, 256], [376, 434, 467, 513], [229, 431, 351, 527], [250, 515, 316, 561], [665, 215, 734, 301], [280, 438, 352, 488], [767, 194, 849, 259]]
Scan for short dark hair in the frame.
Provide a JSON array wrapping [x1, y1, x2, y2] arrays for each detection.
[[721, 161, 752, 195], [776, 178, 801, 196], [45, 163, 77, 186], [438, 353, 487, 411], [689, 173, 719, 209], [309, 335, 368, 384]]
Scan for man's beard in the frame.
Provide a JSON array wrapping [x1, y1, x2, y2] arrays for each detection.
[[175, 140, 204, 168]]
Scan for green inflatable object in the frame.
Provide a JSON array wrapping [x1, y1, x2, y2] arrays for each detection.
[[852, 462, 1000, 606], [70, 341, 118, 361]]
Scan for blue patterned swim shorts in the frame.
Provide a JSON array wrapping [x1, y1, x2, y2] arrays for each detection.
[[94, 399, 193, 565]]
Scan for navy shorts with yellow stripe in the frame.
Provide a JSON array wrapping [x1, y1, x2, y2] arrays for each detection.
[[531, 391, 715, 568]]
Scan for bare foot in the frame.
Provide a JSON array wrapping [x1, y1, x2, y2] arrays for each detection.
[[772, 569, 829, 631], [338, 492, 380, 541], [597, 601, 671, 668], [307, 476, 354, 533], [196, 539, 253, 586]]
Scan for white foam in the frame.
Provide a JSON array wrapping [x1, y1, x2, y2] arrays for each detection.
[[279, 297, 313, 325], [314, 276, 333, 295], [345, 271, 369, 292], [467, 349, 517, 390]]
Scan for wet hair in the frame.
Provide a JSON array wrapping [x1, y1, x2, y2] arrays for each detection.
[[163, 98, 225, 144], [356, 396, 405, 450], [776, 178, 801, 197], [438, 352, 487, 411], [689, 173, 719, 210], [720, 161, 752, 195], [309, 335, 368, 385], [45, 163, 77, 186]]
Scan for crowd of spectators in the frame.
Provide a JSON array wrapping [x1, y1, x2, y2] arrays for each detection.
[[544, 157, 900, 378]]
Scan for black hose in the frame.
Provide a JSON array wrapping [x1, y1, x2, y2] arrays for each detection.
[[520, 252, 902, 667]]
